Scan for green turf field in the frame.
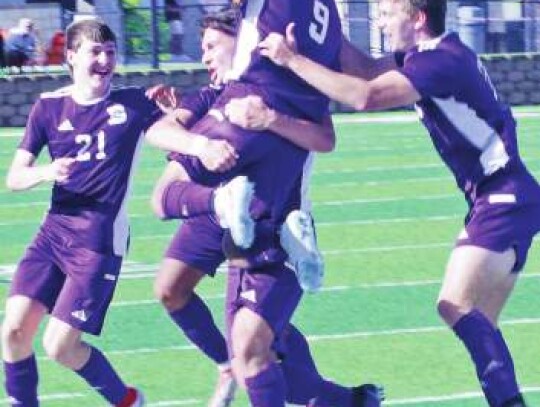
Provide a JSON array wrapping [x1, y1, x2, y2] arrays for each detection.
[[0, 109, 539, 406]]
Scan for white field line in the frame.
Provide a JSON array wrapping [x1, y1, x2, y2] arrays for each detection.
[[0, 195, 462, 227], [3, 386, 540, 407], [332, 110, 540, 124], [385, 386, 540, 405]]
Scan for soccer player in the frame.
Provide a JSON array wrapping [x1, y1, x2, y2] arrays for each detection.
[[147, 8, 370, 406], [0, 18, 215, 407], [146, 1, 383, 405], [260, 1, 540, 406]]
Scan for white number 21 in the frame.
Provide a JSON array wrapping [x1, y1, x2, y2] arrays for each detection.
[[309, 0, 329, 44], [75, 131, 107, 162]]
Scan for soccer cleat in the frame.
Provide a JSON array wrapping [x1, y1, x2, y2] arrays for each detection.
[[208, 368, 237, 407], [214, 176, 255, 249], [352, 384, 384, 407], [280, 210, 324, 293], [116, 387, 145, 407]]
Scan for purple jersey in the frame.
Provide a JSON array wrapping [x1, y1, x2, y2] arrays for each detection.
[[229, 0, 342, 121], [397, 32, 529, 200], [179, 84, 223, 128], [20, 85, 162, 255]]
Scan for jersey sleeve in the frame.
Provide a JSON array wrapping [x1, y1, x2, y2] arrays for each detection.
[[18, 99, 48, 157], [136, 89, 164, 131], [398, 50, 462, 99], [179, 86, 221, 128]]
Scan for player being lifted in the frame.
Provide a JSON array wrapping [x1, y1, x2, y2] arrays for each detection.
[[260, 0, 540, 405], [147, 6, 383, 406], [146, 0, 383, 405]]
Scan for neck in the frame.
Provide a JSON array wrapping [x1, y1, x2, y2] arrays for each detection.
[[71, 82, 109, 105]]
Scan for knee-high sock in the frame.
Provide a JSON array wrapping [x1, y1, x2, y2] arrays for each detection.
[[245, 362, 286, 407], [74, 346, 128, 405], [162, 180, 214, 219], [282, 325, 352, 406], [169, 293, 229, 364], [453, 310, 520, 407], [4, 354, 39, 407]]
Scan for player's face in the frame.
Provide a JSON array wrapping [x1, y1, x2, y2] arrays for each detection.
[[378, 0, 417, 52], [67, 38, 117, 97], [201, 28, 236, 85]]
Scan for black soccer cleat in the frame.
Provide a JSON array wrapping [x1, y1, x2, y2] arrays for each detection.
[[352, 384, 384, 407]]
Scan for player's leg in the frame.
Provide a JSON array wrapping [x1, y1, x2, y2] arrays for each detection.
[[2, 296, 46, 407], [153, 160, 255, 248], [436, 200, 540, 407], [154, 258, 230, 366], [437, 246, 523, 407], [226, 263, 304, 407], [156, 216, 235, 406], [2, 235, 63, 407], [281, 325, 383, 407], [151, 160, 215, 220], [44, 248, 143, 406]]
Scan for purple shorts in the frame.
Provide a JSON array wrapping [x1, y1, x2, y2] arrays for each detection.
[[225, 264, 303, 355], [9, 227, 122, 335], [164, 215, 225, 276], [456, 193, 540, 271]]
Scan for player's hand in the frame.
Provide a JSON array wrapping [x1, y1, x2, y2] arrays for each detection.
[[259, 23, 298, 67], [45, 157, 76, 184], [224, 95, 276, 131], [194, 137, 238, 172], [146, 84, 180, 113]]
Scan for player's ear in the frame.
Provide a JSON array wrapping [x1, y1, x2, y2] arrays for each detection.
[[414, 9, 427, 31], [65, 49, 76, 67]]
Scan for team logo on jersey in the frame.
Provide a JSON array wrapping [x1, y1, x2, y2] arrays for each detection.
[[71, 309, 89, 322], [107, 104, 127, 125], [58, 119, 74, 131]]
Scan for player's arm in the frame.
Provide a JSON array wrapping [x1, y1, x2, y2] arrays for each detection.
[[145, 112, 238, 172], [224, 95, 335, 152], [259, 24, 421, 111], [6, 149, 75, 191], [340, 35, 397, 79]]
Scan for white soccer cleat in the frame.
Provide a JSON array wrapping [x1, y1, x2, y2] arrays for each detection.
[[214, 176, 255, 249], [207, 367, 237, 407], [280, 210, 324, 293]]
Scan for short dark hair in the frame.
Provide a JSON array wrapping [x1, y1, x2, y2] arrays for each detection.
[[200, 7, 241, 37], [403, 0, 447, 36], [65, 18, 117, 52]]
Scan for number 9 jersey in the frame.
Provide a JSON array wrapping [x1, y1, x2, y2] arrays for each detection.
[[228, 0, 342, 122]]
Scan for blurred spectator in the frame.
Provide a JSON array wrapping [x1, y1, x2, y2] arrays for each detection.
[[165, 0, 191, 62], [45, 30, 66, 65], [5, 18, 39, 67]]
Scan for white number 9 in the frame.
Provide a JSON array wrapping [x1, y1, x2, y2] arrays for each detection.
[[309, 0, 329, 44]]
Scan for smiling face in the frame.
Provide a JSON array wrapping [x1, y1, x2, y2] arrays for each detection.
[[201, 27, 236, 85], [378, 0, 418, 52], [67, 38, 117, 98]]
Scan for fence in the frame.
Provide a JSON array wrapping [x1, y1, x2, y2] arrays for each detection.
[[119, 0, 540, 67]]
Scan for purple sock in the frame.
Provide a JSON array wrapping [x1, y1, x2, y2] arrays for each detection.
[[245, 362, 286, 407], [282, 325, 352, 406], [4, 354, 39, 407], [162, 180, 214, 219], [453, 310, 520, 407], [75, 346, 128, 405], [169, 294, 229, 364]]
